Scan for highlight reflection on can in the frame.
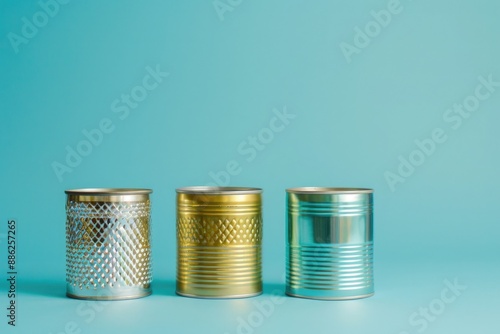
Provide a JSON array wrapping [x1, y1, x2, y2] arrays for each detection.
[[286, 187, 374, 300], [65, 188, 152, 300], [176, 187, 263, 298]]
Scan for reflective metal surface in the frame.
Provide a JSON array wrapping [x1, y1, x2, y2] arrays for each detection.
[[65, 188, 152, 300], [176, 186, 262, 298], [286, 187, 374, 300]]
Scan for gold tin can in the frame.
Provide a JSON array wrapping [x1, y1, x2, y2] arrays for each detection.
[[65, 188, 152, 300], [176, 186, 263, 298]]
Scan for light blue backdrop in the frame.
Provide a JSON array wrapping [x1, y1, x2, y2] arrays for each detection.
[[1, 1, 499, 333]]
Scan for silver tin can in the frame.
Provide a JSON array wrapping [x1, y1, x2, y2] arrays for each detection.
[[65, 188, 152, 300], [286, 187, 374, 300]]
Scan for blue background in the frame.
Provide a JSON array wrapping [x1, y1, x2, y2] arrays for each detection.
[[1, 0, 499, 333]]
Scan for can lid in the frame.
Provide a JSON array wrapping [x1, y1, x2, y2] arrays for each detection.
[[176, 186, 262, 195], [65, 188, 153, 195], [286, 187, 373, 194]]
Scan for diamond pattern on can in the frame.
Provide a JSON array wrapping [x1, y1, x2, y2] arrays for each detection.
[[66, 200, 151, 290], [177, 216, 261, 246]]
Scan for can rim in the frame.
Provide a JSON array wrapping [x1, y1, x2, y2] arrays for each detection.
[[65, 188, 153, 195], [286, 187, 373, 194], [176, 186, 262, 194]]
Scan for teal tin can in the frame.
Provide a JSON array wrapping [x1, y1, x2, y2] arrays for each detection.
[[286, 187, 374, 300]]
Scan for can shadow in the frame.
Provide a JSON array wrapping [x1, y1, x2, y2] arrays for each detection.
[[262, 283, 286, 296], [18, 281, 66, 298], [151, 279, 177, 297], [16, 281, 286, 299], [151, 281, 286, 298]]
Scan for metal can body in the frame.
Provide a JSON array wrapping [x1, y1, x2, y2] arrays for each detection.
[[65, 188, 152, 300], [176, 187, 262, 298], [286, 187, 374, 300]]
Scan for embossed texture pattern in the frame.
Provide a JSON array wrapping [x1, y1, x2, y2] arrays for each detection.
[[287, 243, 373, 291], [66, 200, 151, 295], [177, 216, 261, 246], [177, 215, 262, 297]]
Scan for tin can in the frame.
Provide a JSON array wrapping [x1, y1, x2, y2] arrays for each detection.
[[65, 188, 153, 300], [176, 186, 262, 298], [286, 187, 374, 300]]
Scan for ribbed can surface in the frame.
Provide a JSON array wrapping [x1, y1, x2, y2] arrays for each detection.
[[176, 187, 262, 298], [286, 187, 374, 300], [65, 188, 152, 300]]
